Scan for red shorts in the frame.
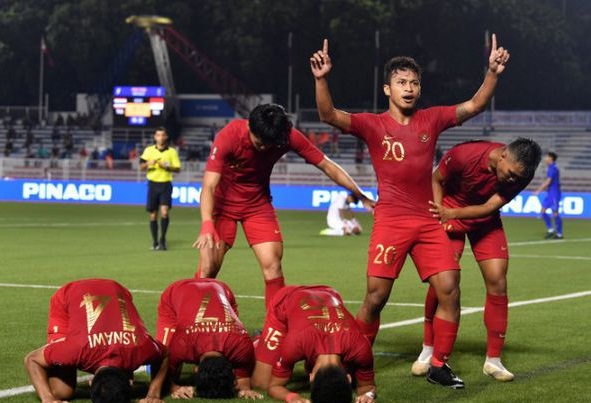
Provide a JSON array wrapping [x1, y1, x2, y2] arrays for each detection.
[[214, 203, 283, 247], [367, 217, 459, 281], [447, 219, 509, 262]]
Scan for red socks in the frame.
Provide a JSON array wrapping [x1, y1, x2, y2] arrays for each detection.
[[264, 276, 285, 309], [484, 293, 508, 357], [355, 316, 380, 345], [423, 285, 438, 346], [431, 316, 459, 367]]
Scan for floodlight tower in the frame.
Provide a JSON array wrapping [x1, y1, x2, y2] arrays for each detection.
[[126, 15, 178, 118]]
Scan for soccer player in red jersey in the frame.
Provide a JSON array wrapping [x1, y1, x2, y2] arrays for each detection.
[[410, 138, 541, 382], [24, 279, 168, 403], [193, 104, 374, 309], [252, 285, 376, 403], [310, 35, 510, 388], [156, 278, 261, 399]]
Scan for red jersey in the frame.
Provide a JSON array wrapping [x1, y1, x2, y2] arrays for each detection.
[[44, 279, 165, 374], [264, 286, 374, 383], [438, 141, 526, 231], [157, 278, 254, 378], [349, 107, 457, 218], [205, 120, 325, 215]]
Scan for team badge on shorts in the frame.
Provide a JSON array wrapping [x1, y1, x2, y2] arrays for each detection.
[[418, 133, 430, 143]]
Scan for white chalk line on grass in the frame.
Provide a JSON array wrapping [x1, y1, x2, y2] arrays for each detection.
[[379, 289, 591, 330], [0, 283, 424, 308], [1, 289, 590, 398]]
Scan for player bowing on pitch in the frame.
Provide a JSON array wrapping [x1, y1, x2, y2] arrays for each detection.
[[252, 285, 376, 403], [193, 103, 373, 309], [311, 35, 510, 388], [24, 279, 168, 403], [156, 278, 261, 400], [410, 138, 541, 382]]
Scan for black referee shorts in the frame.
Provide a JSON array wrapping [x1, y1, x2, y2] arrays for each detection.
[[146, 181, 173, 212]]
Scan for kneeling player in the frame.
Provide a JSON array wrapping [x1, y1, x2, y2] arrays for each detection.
[[319, 192, 363, 236], [252, 285, 376, 403], [411, 138, 541, 381], [24, 279, 168, 403], [156, 278, 261, 399]]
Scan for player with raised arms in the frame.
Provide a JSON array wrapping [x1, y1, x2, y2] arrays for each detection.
[[193, 103, 374, 309], [310, 35, 510, 388]]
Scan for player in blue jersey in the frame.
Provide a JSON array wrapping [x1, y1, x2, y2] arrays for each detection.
[[534, 152, 562, 239]]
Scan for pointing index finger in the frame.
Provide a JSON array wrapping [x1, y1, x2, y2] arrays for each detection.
[[323, 38, 329, 54], [491, 33, 497, 51]]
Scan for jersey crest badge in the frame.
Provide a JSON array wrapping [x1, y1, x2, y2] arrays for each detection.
[[419, 133, 430, 143]]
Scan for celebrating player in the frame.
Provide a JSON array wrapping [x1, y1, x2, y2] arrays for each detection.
[[252, 285, 376, 403], [319, 192, 363, 236], [156, 278, 261, 400], [24, 279, 168, 403], [410, 138, 541, 382], [140, 127, 181, 251], [193, 103, 373, 309], [310, 34, 510, 388], [534, 151, 563, 239]]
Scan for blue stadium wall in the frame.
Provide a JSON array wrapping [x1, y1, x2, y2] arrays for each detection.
[[1, 179, 589, 219]]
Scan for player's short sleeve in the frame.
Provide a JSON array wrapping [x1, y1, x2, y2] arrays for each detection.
[[349, 113, 376, 141], [205, 122, 239, 173], [170, 148, 181, 169], [43, 339, 81, 368], [47, 286, 69, 342], [140, 146, 152, 162], [436, 145, 464, 179], [288, 129, 325, 165], [156, 283, 178, 346], [351, 337, 375, 383], [430, 105, 458, 134]]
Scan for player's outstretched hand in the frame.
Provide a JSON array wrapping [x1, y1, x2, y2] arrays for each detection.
[[138, 397, 165, 403], [310, 39, 332, 79], [488, 33, 510, 75], [237, 389, 263, 400], [428, 200, 455, 223]]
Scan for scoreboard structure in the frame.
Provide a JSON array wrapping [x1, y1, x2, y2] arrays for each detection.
[[112, 86, 165, 127]]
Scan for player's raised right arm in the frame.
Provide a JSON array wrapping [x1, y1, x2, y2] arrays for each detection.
[[311, 39, 351, 132]]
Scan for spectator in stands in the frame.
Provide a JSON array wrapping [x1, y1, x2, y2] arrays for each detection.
[[7, 126, 16, 141], [55, 114, 64, 127], [24, 129, 35, 155], [66, 114, 75, 128], [4, 137, 13, 157], [51, 125, 60, 144], [37, 141, 49, 159], [62, 131, 74, 159], [89, 147, 99, 169], [50, 144, 60, 167], [105, 149, 114, 169], [534, 151, 563, 239]]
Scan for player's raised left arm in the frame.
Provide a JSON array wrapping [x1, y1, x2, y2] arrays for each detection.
[[315, 157, 375, 211], [456, 33, 510, 125], [429, 193, 506, 223]]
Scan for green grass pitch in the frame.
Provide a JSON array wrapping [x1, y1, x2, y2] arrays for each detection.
[[1, 202, 590, 402]]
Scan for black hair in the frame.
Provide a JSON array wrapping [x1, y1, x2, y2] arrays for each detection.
[[310, 365, 352, 403], [383, 56, 422, 84], [548, 151, 558, 161], [248, 104, 292, 147], [154, 127, 168, 135], [90, 367, 132, 403], [195, 356, 236, 399], [506, 137, 542, 181]]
